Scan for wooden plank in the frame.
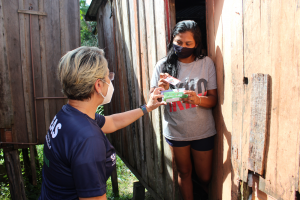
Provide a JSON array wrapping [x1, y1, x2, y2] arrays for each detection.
[[114, 0, 131, 162], [3, 0, 28, 143], [169, 0, 176, 34], [44, 0, 63, 121], [111, 0, 123, 157], [27, 0, 45, 144], [38, 0, 50, 143], [296, 0, 300, 193], [119, 0, 136, 169], [153, 0, 172, 198], [128, 0, 144, 165], [219, 0, 234, 198], [248, 74, 270, 175], [0, 0, 13, 129], [230, 0, 244, 198], [17, 9, 46, 16], [110, 167, 119, 197], [205, 0, 226, 199], [19, 0, 35, 144], [132, 182, 145, 200], [137, 0, 156, 191], [126, 0, 142, 176]]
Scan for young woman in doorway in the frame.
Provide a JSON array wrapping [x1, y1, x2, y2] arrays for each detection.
[[150, 20, 218, 200]]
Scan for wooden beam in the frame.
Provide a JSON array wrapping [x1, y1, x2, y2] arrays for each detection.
[[18, 10, 47, 16], [132, 182, 145, 200], [4, 149, 26, 200], [110, 167, 119, 197]]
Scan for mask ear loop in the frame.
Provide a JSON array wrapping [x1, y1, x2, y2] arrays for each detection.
[[98, 79, 110, 98]]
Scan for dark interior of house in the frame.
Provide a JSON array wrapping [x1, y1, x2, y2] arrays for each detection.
[[175, 0, 207, 55]]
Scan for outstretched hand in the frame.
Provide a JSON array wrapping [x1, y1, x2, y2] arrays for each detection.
[[146, 87, 167, 111]]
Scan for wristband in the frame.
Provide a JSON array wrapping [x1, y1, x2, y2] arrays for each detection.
[[139, 104, 148, 115]]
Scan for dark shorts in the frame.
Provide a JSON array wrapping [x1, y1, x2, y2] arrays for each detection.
[[165, 135, 215, 151]]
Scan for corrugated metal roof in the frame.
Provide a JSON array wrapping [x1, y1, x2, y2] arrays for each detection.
[[176, 6, 205, 19]]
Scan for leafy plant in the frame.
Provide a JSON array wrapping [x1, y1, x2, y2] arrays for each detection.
[[80, 0, 98, 47]]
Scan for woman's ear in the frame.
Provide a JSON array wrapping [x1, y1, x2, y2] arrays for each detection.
[[95, 79, 103, 94]]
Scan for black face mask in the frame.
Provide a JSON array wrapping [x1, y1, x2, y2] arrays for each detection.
[[173, 44, 196, 58]]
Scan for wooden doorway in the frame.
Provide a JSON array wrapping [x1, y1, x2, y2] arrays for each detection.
[[174, 0, 207, 55]]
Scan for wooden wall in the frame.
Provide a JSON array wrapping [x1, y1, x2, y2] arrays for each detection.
[[96, 0, 181, 199], [207, 0, 300, 199], [95, 0, 300, 199], [0, 0, 80, 146]]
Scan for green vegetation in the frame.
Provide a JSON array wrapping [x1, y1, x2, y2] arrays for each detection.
[[80, 0, 98, 47], [0, 145, 44, 199]]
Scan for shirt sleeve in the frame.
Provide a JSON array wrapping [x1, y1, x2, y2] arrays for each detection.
[[71, 136, 107, 198], [206, 57, 217, 90], [95, 114, 106, 128], [150, 58, 166, 88]]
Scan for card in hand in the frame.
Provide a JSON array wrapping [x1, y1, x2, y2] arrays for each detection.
[[164, 75, 181, 86]]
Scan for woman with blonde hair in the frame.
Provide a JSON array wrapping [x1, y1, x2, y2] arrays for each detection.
[[39, 46, 166, 200]]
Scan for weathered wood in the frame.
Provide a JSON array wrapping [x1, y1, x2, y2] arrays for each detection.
[[111, 167, 119, 197], [17, 9, 46, 16], [169, 0, 176, 36], [137, 0, 156, 190], [29, 0, 44, 145], [132, 182, 145, 200], [45, 0, 63, 122], [0, 0, 13, 129], [22, 148, 32, 184], [230, 0, 245, 198], [38, 0, 50, 140], [297, 0, 300, 193], [154, 0, 166, 177], [113, 0, 127, 160], [248, 74, 270, 175], [4, 149, 26, 200], [119, 0, 136, 169], [128, 0, 144, 165], [127, 0, 143, 177], [19, 0, 35, 146]]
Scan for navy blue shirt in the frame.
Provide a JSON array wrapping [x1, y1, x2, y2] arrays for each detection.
[[39, 104, 116, 200]]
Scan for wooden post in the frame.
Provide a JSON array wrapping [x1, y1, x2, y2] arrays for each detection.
[[22, 148, 32, 184], [110, 167, 119, 197], [4, 148, 26, 200], [132, 181, 145, 200]]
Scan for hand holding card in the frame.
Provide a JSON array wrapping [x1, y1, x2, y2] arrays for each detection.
[[164, 75, 181, 86]]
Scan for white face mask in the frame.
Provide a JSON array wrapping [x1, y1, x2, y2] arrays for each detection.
[[99, 81, 114, 105]]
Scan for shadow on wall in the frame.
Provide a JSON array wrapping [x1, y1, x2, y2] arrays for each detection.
[[206, 0, 233, 198], [97, 1, 179, 199]]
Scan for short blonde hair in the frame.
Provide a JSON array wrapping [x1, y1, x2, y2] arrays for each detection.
[[57, 46, 108, 100]]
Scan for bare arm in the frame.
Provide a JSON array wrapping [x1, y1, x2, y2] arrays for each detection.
[[102, 87, 166, 134], [79, 193, 106, 200], [182, 89, 218, 108]]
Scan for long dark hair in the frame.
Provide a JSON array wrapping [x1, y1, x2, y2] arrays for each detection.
[[162, 20, 205, 87]]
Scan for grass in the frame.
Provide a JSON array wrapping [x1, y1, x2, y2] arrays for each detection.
[[106, 155, 138, 200]]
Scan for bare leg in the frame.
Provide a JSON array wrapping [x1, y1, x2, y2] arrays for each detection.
[[191, 149, 213, 193], [170, 145, 193, 200]]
